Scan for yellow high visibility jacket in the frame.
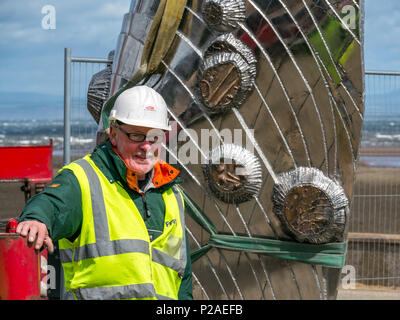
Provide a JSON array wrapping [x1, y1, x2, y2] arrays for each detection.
[[58, 155, 187, 300]]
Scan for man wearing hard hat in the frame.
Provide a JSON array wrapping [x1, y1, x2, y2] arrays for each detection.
[[16, 86, 193, 300]]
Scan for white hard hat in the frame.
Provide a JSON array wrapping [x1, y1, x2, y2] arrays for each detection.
[[109, 86, 171, 131]]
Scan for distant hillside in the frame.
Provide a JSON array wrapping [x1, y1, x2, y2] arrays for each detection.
[[1, 86, 398, 121]]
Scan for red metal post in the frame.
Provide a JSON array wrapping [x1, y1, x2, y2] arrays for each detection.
[[0, 219, 47, 300]]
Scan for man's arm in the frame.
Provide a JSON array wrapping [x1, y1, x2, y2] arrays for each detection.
[[17, 169, 83, 252], [178, 232, 193, 300]]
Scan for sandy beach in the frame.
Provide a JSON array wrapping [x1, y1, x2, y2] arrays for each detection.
[[0, 155, 64, 224]]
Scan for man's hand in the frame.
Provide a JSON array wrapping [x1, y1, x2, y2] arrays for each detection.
[[16, 221, 54, 253]]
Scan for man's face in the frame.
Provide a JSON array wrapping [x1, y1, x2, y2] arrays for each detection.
[[110, 123, 164, 180]]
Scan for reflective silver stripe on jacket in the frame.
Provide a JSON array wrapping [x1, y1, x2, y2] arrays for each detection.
[[72, 283, 158, 300], [59, 247, 74, 263], [172, 185, 187, 269], [76, 159, 110, 242], [62, 158, 186, 298], [60, 239, 149, 263], [151, 186, 187, 277]]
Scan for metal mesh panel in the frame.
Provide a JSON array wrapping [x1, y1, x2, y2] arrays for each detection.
[[70, 61, 108, 160], [346, 71, 400, 289]]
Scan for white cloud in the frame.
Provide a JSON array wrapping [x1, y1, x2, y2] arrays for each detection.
[[94, 2, 130, 19]]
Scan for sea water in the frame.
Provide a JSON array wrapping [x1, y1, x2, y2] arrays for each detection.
[[1, 117, 400, 166], [0, 118, 98, 157]]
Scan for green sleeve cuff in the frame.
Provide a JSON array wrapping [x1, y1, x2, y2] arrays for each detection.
[[18, 169, 83, 241]]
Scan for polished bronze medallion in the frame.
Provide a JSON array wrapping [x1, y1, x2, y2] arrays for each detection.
[[200, 52, 255, 112], [284, 185, 333, 239], [204, 33, 257, 79], [200, 61, 241, 111], [272, 167, 349, 244], [202, 0, 246, 32], [203, 143, 262, 204]]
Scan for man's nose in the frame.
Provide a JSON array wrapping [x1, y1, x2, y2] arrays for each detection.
[[139, 140, 152, 151]]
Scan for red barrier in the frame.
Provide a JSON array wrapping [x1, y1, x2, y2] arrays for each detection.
[[0, 219, 48, 300], [0, 140, 53, 201], [0, 140, 53, 183], [0, 234, 46, 300]]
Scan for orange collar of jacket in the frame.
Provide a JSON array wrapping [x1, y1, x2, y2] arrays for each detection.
[[112, 145, 180, 192]]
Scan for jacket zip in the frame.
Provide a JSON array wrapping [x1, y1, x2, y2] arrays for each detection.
[[142, 194, 151, 220], [141, 195, 153, 241]]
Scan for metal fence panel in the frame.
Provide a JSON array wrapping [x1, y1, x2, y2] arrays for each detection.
[[64, 49, 111, 165], [346, 71, 400, 289]]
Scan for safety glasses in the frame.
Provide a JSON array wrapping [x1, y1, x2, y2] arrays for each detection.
[[117, 125, 164, 144]]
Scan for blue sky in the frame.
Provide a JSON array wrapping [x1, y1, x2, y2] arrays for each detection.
[[0, 0, 398, 117], [364, 0, 400, 71], [0, 0, 130, 96]]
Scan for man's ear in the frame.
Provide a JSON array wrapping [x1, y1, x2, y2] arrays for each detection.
[[109, 126, 117, 146]]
